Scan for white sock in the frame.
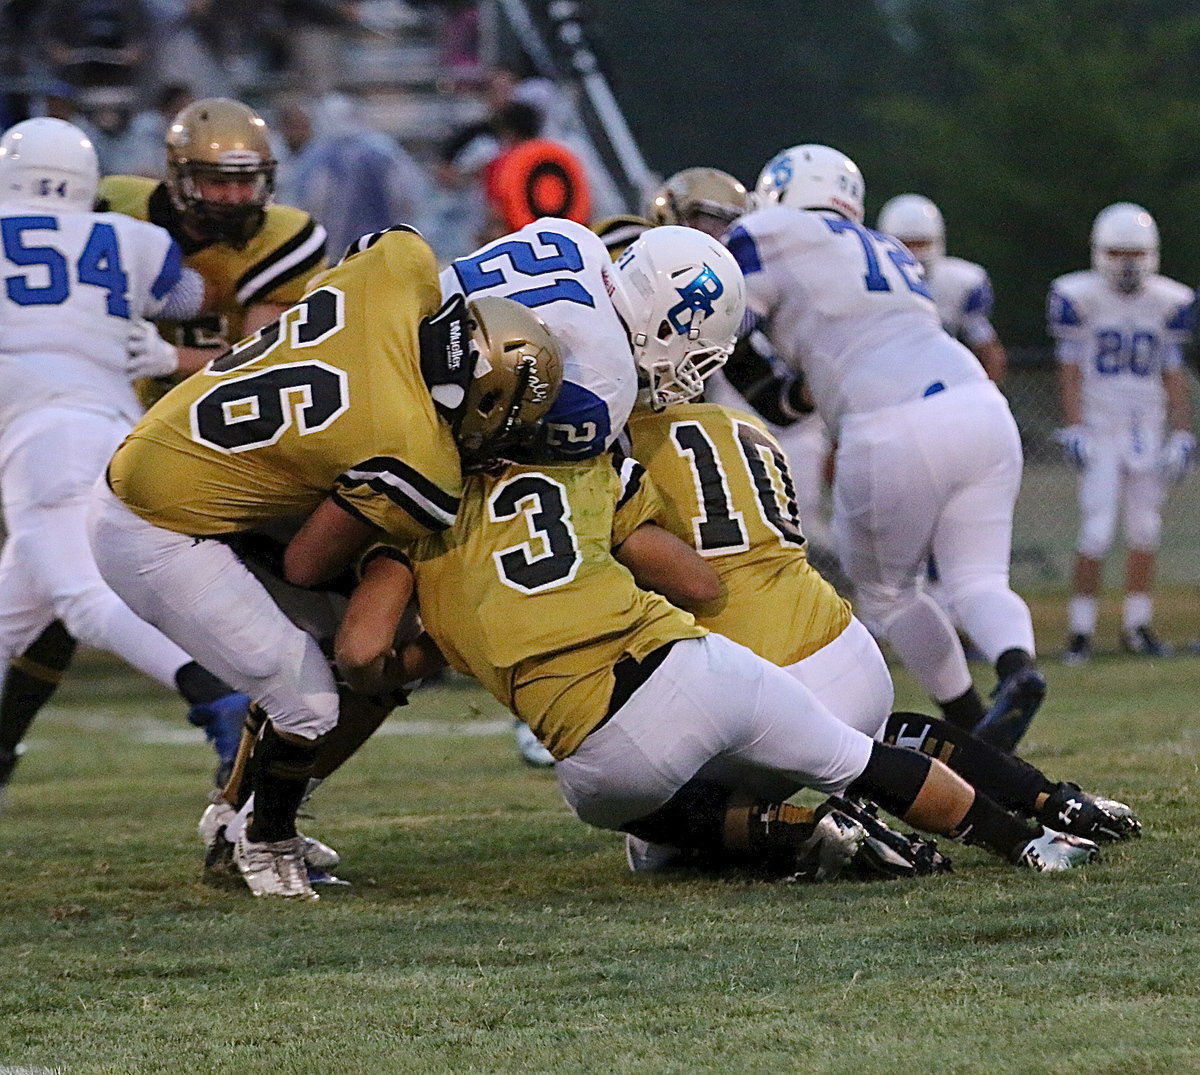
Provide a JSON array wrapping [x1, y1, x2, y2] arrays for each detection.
[[1068, 596, 1098, 636], [1123, 593, 1153, 631]]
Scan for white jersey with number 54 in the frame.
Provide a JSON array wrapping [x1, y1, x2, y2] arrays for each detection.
[[442, 217, 637, 459], [725, 206, 987, 432], [0, 205, 185, 425]]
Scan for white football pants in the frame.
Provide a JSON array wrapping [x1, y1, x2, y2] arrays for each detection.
[[833, 381, 1035, 702], [1076, 430, 1168, 557], [555, 633, 874, 831], [88, 484, 339, 740], [0, 406, 193, 692]]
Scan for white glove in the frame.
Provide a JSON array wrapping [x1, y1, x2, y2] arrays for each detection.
[[127, 319, 180, 379], [1056, 425, 1091, 469], [1161, 430, 1196, 484]]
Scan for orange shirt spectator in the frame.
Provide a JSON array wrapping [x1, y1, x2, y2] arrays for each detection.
[[481, 102, 591, 239]]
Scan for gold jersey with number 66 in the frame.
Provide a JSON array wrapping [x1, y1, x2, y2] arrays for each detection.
[[107, 228, 463, 541], [625, 402, 850, 666]]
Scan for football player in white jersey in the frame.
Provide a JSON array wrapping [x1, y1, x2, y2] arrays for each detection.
[[725, 144, 1044, 753], [443, 218, 746, 766], [1049, 202, 1195, 663], [0, 118, 252, 801], [876, 193, 1007, 382]]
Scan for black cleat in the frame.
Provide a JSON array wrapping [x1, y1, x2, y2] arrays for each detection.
[[827, 796, 953, 878], [1121, 625, 1171, 658], [974, 666, 1047, 753], [1062, 633, 1092, 666], [1038, 782, 1141, 842]]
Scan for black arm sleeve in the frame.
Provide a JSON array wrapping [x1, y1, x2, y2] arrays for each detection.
[[720, 335, 814, 427]]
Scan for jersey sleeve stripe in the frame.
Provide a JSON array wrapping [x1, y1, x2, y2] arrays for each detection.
[[614, 456, 646, 512], [336, 456, 460, 531], [234, 220, 328, 307], [339, 224, 422, 264], [150, 238, 184, 300]]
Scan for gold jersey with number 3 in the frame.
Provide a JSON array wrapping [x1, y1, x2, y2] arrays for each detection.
[[408, 455, 705, 760], [625, 402, 850, 666], [107, 228, 462, 541]]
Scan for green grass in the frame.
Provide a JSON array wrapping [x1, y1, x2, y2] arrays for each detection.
[[2, 592, 1200, 1074]]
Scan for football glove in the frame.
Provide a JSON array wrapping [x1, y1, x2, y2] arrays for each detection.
[[1055, 425, 1091, 469], [127, 319, 180, 379], [1160, 430, 1196, 485]]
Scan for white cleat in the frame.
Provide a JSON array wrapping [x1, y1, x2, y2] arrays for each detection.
[[234, 832, 319, 900], [625, 834, 687, 873], [200, 793, 339, 873], [1016, 827, 1099, 872], [514, 720, 556, 768], [790, 810, 867, 882]]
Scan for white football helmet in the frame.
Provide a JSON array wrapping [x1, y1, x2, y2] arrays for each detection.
[[0, 117, 100, 212], [876, 193, 945, 270], [754, 144, 865, 223], [1091, 202, 1159, 293], [610, 225, 746, 410]]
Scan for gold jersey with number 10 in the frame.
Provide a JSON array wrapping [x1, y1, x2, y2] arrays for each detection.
[[625, 402, 850, 666], [107, 228, 462, 542]]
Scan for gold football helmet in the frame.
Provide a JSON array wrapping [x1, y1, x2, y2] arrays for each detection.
[[457, 297, 564, 471], [647, 167, 750, 236], [591, 213, 652, 260], [165, 97, 276, 246]]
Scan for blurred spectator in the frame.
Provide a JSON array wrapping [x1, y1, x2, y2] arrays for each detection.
[[41, 0, 151, 96], [257, 1, 364, 95], [0, 0, 45, 127], [480, 100, 590, 241], [275, 93, 432, 257], [142, 1, 234, 98]]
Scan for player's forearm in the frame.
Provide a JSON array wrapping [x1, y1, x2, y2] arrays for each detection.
[[1164, 369, 1192, 431], [1056, 363, 1085, 426], [972, 338, 1007, 384]]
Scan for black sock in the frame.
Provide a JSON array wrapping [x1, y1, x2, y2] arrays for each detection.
[[244, 723, 319, 843], [0, 621, 78, 752], [951, 791, 1041, 861], [938, 686, 987, 730], [623, 779, 732, 851], [995, 648, 1035, 683], [883, 711, 1054, 813], [174, 662, 235, 706]]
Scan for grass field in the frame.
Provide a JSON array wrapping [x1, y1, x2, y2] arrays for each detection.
[[2, 591, 1198, 1074]]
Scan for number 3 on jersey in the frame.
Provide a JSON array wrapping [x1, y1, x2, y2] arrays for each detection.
[[489, 473, 582, 593]]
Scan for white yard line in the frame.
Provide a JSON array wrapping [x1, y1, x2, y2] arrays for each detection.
[[32, 707, 512, 746]]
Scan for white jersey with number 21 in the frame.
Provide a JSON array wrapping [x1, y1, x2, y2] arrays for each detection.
[[443, 217, 637, 459]]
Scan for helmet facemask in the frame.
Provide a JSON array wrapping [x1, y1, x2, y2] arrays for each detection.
[[1090, 203, 1159, 295], [169, 158, 275, 246]]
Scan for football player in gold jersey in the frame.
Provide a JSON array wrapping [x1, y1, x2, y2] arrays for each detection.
[[0, 98, 329, 779], [99, 96, 328, 368], [322, 424, 1102, 877], [621, 374, 1140, 865], [88, 228, 566, 899]]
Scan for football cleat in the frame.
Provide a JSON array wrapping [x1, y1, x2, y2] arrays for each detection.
[[1014, 828, 1099, 872], [974, 666, 1047, 753], [514, 719, 556, 768], [625, 834, 689, 873], [234, 832, 319, 900], [200, 793, 340, 874], [1121, 625, 1171, 658], [1062, 633, 1092, 667], [0, 743, 25, 811], [1038, 782, 1141, 842], [788, 806, 867, 882], [827, 796, 953, 878], [186, 691, 249, 786]]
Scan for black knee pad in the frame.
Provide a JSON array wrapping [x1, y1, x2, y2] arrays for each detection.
[[622, 779, 732, 850]]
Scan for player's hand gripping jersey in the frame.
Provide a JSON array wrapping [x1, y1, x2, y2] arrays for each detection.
[[107, 229, 461, 539], [406, 455, 705, 760], [1048, 269, 1194, 438], [0, 204, 188, 426], [98, 174, 326, 349], [442, 218, 637, 459], [725, 206, 987, 431], [624, 403, 849, 665]]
